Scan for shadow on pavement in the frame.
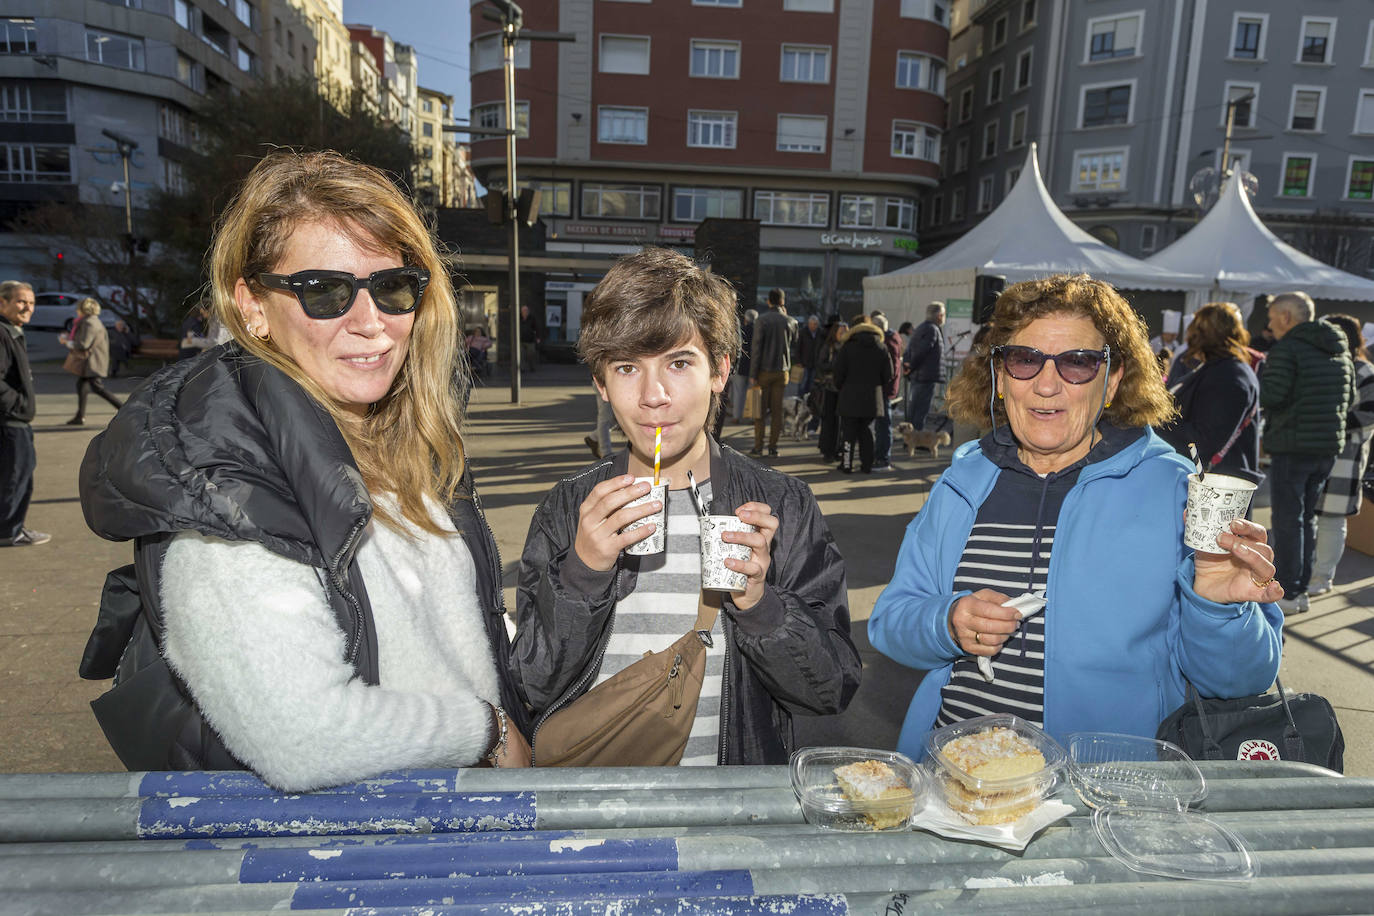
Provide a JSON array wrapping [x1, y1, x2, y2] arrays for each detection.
[[794, 621, 924, 752]]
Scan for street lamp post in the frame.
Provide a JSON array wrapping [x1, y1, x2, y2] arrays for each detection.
[[1220, 92, 1255, 180], [101, 128, 140, 333]]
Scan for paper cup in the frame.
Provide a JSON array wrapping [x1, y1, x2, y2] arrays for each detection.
[[700, 515, 755, 592], [1184, 472, 1258, 552], [624, 477, 668, 556]]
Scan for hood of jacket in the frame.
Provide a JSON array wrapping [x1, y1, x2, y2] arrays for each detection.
[[841, 323, 884, 346], [1286, 319, 1348, 356], [80, 343, 371, 574]]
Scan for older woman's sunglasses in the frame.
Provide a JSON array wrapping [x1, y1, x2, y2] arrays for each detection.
[[994, 344, 1109, 384], [257, 268, 429, 319]]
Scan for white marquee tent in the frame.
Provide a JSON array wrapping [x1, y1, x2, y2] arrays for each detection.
[[1146, 173, 1374, 310]]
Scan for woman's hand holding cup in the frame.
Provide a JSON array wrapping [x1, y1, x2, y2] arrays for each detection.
[[1193, 518, 1284, 605], [573, 475, 661, 571]]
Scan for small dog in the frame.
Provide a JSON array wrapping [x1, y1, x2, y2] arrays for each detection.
[[896, 421, 952, 459], [782, 395, 812, 441]]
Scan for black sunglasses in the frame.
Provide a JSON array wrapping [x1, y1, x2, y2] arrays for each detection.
[[257, 268, 430, 319], [994, 344, 1109, 384]]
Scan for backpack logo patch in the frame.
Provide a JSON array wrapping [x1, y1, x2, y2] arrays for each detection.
[[1238, 738, 1281, 761]]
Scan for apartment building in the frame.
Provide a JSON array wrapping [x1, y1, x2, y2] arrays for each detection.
[[348, 25, 416, 140], [467, 0, 950, 318], [417, 86, 479, 210], [929, 0, 1374, 274], [274, 0, 350, 94]]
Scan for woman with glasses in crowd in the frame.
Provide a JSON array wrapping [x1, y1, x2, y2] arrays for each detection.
[[79, 151, 529, 789], [868, 275, 1284, 756]]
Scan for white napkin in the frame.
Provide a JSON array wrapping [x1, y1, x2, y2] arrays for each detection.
[[977, 592, 1047, 683], [913, 793, 1073, 851]]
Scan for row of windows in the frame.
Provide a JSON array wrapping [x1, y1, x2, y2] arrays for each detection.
[[0, 81, 67, 122], [522, 179, 917, 231], [954, 48, 1033, 123], [947, 108, 1029, 172], [1065, 80, 1374, 134], [472, 102, 942, 161], [595, 0, 948, 23], [1082, 11, 1374, 68], [1, 13, 257, 79], [0, 144, 71, 183]]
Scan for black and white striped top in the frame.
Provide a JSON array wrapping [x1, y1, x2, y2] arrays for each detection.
[[594, 480, 724, 766]]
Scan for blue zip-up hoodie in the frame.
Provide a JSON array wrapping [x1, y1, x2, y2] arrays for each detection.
[[869, 424, 1283, 759]]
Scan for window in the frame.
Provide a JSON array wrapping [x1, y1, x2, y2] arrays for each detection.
[[885, 197, 916, 231], [163, 159, 186, 194], [694, 0, 742, 5], [1232, 14, 1265, 60], [928, 60, 946, 95], [422, 99, 433, 114], [174, 0, 191, 29], [234, 0, 253, 27], [97, 0, 142, 7], [1022, 0, 1037, 30], [1072, 148, 1127, 190], [687, 110, 737, 148], [1015, 48, 1032, 90], [0, 82, 67, 122], [525, 181, 571, 217], [982, 121, 998, 159], [690, 40, 739, 78], [597, 106, 647, 144], [1005, 166, 1021, 193], [781, 44, 828, 82], [1140, 225, 1157, 253], [581, 182, 661, 219], [1010, 107, 1027, 147], [159, 103, 195, 146], [950, 187, 965, 221], [1347, 159, 1374, 200], [929, 193, 944, 225], [777, 114, 826, 153], [1281, 154, 1314, 196], [954, 136, 969, 172], [1223, 83, 1258, 128], [200, 13, 230, 56], [1, 19, 36, 54], [753, 190, 829, 226], [673, 187, 743, 222], [0, 144, 71, 183], [473, 34, 531, 71], [599, 35, 649, 74], [1356, 90, 1374, 135], [236, 46, 255, 73], [176, 52, 200, 90], [1289, 87, 1324, 131], [1087, 13, 1142, 61], [783, 0, 833, 11], [977, 175, 995, 213], [1081, 83, 1133, 128], [86, 28, 145, 70], [900, 0, 945, 22], [896, 51, 923, 89], [987, 65, 1003, 104], [892, 121, 938, 160], [991, 15, 1008, 49], [958, 86, 973, 122], [1299, 17, 1334, 64], [839, 194, 877, 229], [1366, 21, 1374, 67], [473, 101, 530, 138], [421, 122, 434, 138]]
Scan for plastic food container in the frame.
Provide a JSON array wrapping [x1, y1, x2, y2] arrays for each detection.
[[1067, 732, 1256, 881], [923, 715, 1066, 826], [790, 746, 926, 832]]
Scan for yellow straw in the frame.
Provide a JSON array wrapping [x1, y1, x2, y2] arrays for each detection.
[[653, 427, 662, 485]]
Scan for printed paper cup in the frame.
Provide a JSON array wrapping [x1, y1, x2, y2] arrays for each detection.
[[1184, 472, 1258, 553], [699, 515, 754, 591], [624, 478, 669, 556]]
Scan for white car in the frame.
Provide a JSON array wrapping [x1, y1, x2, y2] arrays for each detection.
[[29, 292, 118, 332]]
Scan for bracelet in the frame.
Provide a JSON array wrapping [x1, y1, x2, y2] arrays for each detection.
[[485, 704, 509, 768]]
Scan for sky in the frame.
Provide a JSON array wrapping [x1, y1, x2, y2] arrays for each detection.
[[343, 0, 474, 117]]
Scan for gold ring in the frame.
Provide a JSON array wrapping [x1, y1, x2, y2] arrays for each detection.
[[974, 631, 983, 645], [1251, 573, 1275, 588]]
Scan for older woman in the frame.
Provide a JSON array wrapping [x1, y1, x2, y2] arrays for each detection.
[[869, 275, 1284, 754], [62, 297, 124, 425], [1157, 302, 1261, 480], [79, 151, 529, 789]]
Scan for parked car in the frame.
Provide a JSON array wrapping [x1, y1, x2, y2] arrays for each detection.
[[29, 292, 117, 332]]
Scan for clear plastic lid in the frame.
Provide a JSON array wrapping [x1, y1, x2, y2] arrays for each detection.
[[924, 714, 1066, 793], [1067, 732, 1206, 812], [1092, 807, 1258, 881], [790, 746, 926, 832]]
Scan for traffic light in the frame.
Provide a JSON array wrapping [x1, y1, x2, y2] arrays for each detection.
[[973, 273, 1006, 324]]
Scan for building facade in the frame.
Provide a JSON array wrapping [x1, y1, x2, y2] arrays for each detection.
[[467, 0, 950, 323], [928, 0, 1374, 276], [347, 25, 415, 140], [275, 0, 350, 96]]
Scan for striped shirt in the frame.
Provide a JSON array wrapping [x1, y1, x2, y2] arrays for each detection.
[[594, 481, 724, 766]]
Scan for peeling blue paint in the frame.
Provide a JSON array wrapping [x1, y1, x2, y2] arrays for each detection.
[[140, 770, 464, 798], [336, 893, 850, 914]]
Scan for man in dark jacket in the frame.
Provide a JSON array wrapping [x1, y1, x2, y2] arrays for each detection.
[[903, 301, 946, 428], [1261, 291, 1355, 614], [518, 304, 541, 373], [834, 316, 894, 474], [514, 249, 860, 765], [795, 314, 823, 395], [0, 280, 49, 547], [749, 288, 796, 457]]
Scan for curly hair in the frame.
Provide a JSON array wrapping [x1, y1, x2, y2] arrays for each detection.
[[1185, 302, 1250, 364], [947, 274, 1177, 430]]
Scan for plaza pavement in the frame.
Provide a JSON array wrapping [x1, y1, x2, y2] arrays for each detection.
[[1, 351, 1370, 777]]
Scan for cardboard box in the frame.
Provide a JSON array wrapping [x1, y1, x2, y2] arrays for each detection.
[[1345, 498, 1374, 557]]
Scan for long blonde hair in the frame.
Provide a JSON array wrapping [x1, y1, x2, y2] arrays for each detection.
[[208, 150, 466, 535]]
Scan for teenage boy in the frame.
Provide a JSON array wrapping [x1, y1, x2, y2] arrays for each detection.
[[514, 248, 859, 765]]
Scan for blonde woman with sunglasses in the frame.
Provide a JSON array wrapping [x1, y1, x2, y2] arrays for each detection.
[[78, 151, 529, 789], [869, 275, 1284, 760]]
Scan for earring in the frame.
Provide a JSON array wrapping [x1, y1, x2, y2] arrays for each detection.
[[252, 325, 271, 343], [1105, 401, 1112, 408], [997, 391, 1004, 399]]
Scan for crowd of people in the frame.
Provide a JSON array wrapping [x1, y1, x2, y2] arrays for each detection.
[[0, 150, 1364, 795]]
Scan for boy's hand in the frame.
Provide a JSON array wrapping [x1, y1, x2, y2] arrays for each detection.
[[724, 502, 778, 611], [573, 475, 661, 571]]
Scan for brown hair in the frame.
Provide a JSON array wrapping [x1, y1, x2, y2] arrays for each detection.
[[1185, 302, 1250, 363], [207, 150, 465, 535], [577, 247, 741, 430], [947, 273, 1176, 430], [1325, 313, 1370, 363]]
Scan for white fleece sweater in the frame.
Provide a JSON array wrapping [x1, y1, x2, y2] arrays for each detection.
[[160, 495, 498, 791]]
